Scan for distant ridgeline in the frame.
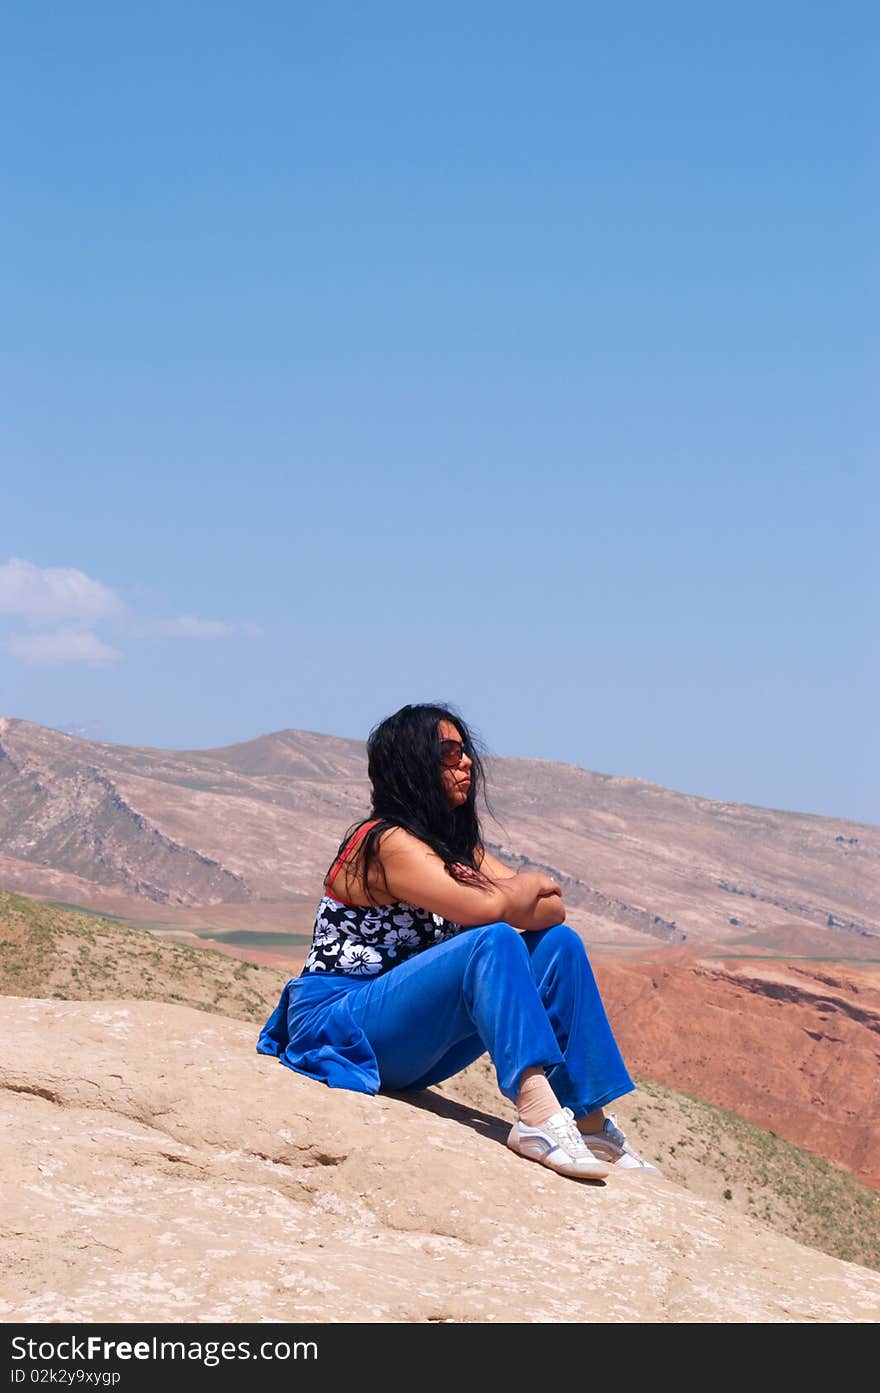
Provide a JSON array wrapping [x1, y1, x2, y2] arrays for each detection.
[[485, 843, 686, 944], [0, 716, 877, 957]]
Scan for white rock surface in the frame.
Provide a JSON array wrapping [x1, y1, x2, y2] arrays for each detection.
[[2, 996, 879, 1324]]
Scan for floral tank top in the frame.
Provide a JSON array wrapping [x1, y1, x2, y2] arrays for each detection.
[[301, 820, 463, 978]]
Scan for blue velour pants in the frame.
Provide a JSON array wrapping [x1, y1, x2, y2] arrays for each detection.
[[257, 922, 634, 1117]]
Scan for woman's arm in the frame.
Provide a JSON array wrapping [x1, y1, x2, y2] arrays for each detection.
[[378, 829, 566, 930], [474, 845, 519, 881], [474, 845, 566, 931]]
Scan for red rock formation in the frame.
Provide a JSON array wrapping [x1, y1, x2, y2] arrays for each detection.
[[594, 948, 880, 1186]]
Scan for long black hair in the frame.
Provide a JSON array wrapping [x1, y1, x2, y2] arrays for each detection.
[[325, 702, 489, 904]]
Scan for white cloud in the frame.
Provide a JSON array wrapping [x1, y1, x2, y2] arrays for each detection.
[[0, 559, 255, 667], [0, 558, 124, 622], [146, 615, 236, 639], [3, 628, 121, 667]]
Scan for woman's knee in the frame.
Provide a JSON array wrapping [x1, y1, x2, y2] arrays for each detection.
[[544, 923, 588, 957], [471, 920, 527, 955], [465, 921, 532, 975], [523, 923, 595, 976], [471, 922, 589, 969]]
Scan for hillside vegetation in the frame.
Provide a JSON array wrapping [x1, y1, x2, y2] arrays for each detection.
[[0, 887, 284, 1022], [2, 887, 878, 1274]]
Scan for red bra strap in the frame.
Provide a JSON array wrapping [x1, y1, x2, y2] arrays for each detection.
[[325, 819, 381, 893]]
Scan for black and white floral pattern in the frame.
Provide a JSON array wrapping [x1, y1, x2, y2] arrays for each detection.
[[302, 895, 462, 977]]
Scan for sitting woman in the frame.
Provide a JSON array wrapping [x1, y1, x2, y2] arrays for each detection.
[[258, 702, 659, 1180]]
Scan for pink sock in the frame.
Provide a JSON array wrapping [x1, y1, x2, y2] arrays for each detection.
[[515, 1068, 563, 1126]]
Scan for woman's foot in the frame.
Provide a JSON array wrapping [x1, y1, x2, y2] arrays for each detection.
[[508, 1107, 610, 1180], [578, 1114, 661, 1175]]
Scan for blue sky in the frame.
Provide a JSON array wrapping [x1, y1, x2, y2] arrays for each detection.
[[1, 3, 877, 823]]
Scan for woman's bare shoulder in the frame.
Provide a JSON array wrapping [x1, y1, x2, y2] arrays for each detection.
[[376, 825, 438, 861]]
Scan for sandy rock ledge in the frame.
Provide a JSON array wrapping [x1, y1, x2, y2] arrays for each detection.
[[2, 997, 879, 1324]]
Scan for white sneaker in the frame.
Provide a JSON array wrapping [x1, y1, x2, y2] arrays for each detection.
[[507, 1107, 610, 1180], [580, 1115, 661, 1175]]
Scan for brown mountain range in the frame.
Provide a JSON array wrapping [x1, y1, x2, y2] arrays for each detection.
[[1, 715, 877, 956]]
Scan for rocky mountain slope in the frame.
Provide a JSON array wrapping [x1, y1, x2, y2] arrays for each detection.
[[1, 717, 877, 956], [3, 994, 879, 1323], [595, 951, 880, 1187]]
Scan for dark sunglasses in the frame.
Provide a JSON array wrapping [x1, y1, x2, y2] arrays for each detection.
[[438, 738, 472, 769]]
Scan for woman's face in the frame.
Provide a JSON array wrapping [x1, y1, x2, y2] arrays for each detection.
[[438, 718, 473, 810]]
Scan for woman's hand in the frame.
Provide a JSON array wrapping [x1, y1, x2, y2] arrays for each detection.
[[475, 848, 560, 897], [520, 870, 562, 899], [504, 871, 565, 929]]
